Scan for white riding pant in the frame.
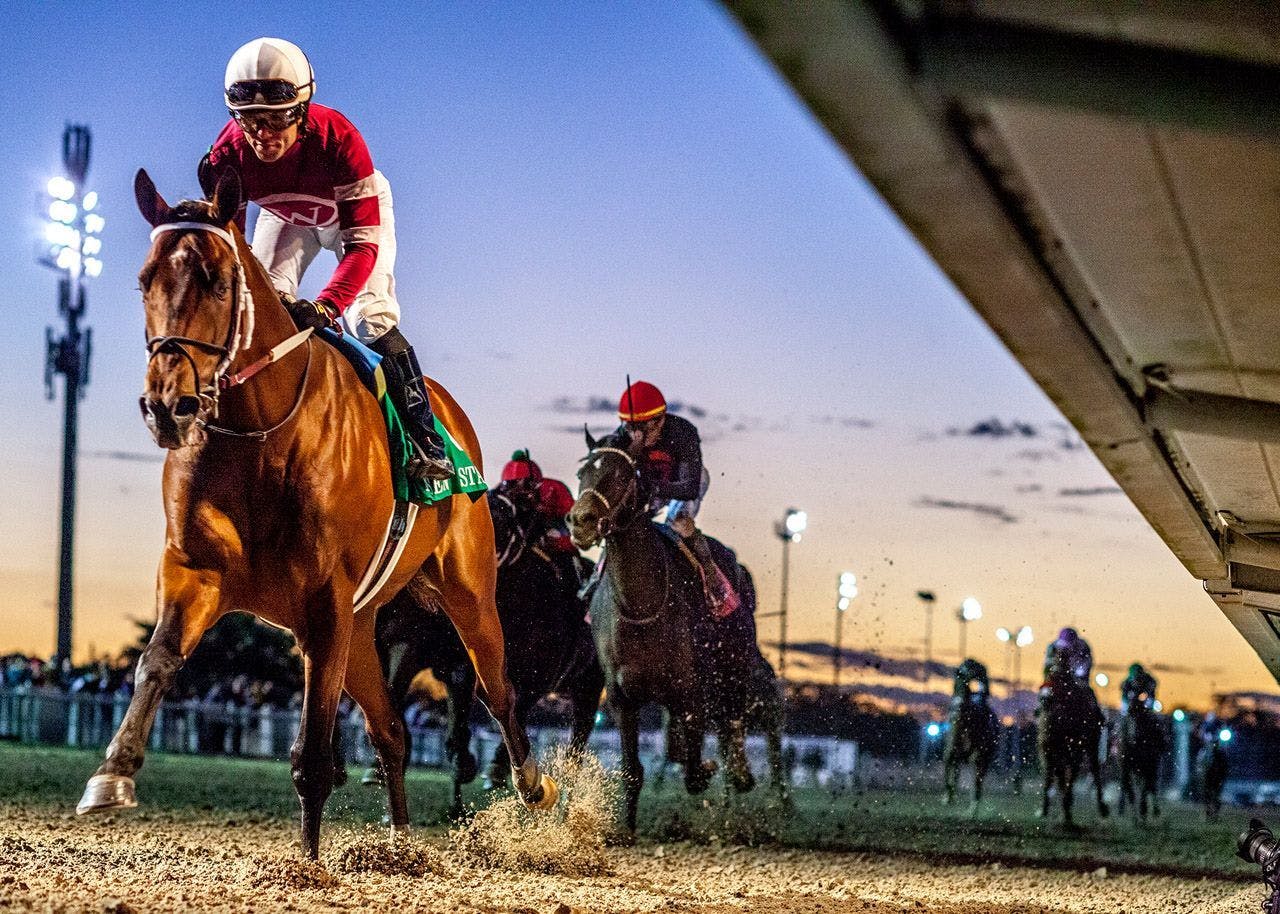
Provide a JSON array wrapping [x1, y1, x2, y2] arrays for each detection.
[[662, 468, 711, 538], [250, 169, 400, 344]]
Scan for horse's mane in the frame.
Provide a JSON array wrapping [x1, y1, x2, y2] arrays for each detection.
[[166, 199, 221, 224]]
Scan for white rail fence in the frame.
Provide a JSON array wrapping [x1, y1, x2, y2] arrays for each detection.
[[0, 686, 859, 784]]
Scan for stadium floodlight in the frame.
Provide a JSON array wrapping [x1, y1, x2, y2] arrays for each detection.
[[84, 213, 105, 234], [1095, 673, 1109, 688], [49, 200, 77, 224], [960, 596, 983, 622], [1173, 709, 1186, 722], [1015, 625, 1034, 648], [833, 571, 857, 686], [47, 176, 75, 200], [996, 627, 1011, 643], [1152, 700, 1163, 713], [772, 506, 809, 684], [926, 722, 941, 738], [1220, 728, 1233, 743], [82, 190, 98, 212]]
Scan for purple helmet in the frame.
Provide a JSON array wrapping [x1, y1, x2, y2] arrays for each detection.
[[1055, 627, 1079, 648]]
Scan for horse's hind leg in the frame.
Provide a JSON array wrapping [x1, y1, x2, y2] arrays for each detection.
[[79, 562, 223, 814], [292, 589, 353, 859], [1090, 736, 1110, 818], [343, 616, 408, 835], [942, 748, 958, 806]]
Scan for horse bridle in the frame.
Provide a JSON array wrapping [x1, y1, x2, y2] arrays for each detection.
[[576, 446, 640, 542], [491, 490, 531, 568], [145, 221, 312, 439], [577, 445, 670, 625]]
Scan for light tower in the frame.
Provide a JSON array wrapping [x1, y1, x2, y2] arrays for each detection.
[[39, 124, 102, 667], [956, 596, 982, 662], [771, 507, 806, 684], [833, 571, 857, 686]]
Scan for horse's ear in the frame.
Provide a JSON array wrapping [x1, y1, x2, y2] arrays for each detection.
[[211, 168, 242, 227], [584, 423, 597, 452], [134, 169, 169, 227]]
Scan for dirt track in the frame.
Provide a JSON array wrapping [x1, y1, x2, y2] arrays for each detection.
[[0, 808, 1260, 914]]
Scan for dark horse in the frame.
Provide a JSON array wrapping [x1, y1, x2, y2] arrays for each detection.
[[362, 485, 604, 809], [479, 487, 604, 787], [1115, 694, 1167, 820], [943, 686, 1000, 813], [363, 589, 479, 818], [567, 430, 755, 835], [663, 559, 788, 800], [1037, 654, 1109, 827], [77, 171, 555, 857]]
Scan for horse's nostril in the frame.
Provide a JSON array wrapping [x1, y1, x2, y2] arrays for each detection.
[[173, 396, 201, 418]]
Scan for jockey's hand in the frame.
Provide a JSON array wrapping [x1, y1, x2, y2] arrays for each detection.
[[285, 296, 338, 332]]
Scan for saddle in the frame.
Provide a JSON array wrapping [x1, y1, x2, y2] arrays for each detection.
[[654, 525, 742, 619], [320, 329, 486, 506]]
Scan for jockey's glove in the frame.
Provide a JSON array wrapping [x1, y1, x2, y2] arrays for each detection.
[[283, 295, 339, 332]]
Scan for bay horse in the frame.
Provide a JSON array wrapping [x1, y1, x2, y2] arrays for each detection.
[[1195, 731, 1230, 820], [943, 685, 1000, 813], [1115, 694, 1167, 820], [1036, 654, 1109, 827], [567, 429, 754, 835], [76, 170, 555, 857]]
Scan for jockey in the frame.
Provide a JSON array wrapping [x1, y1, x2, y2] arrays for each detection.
[[202, 37, 452, 481], [495, 451, 581, 589], [950, 658, 990, 711], [617, 380, 733, 613], [1043, 627, 1093, 682], [1119, 662, 1158, 713]]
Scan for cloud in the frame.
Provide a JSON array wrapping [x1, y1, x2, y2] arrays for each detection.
[[547, 396, 616, 416], [85, 450, 165, 464], [1058, 486, 1123, 497], [810, 414, 875, 430], [947, 417, 1038, 439], [914, 496, 1018, 523]]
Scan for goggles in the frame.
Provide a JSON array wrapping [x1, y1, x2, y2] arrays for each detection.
[[232, 106, 304, 133], [226, 78, 304, 107]]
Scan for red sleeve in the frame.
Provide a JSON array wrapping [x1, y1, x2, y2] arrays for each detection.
[[321, 113, 380, 311], [319, 242, 377, 312], [207, 121, 249, 231]]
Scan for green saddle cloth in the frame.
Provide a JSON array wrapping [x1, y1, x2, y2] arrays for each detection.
[[376, 376, 486, 505]]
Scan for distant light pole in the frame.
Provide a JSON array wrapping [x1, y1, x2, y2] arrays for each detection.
[[833, 571, 857, 687], [917, 590, 936, 690], [957, 596, 982, 662], [38, 124, 102, 668], [772, 507, 806, 684]]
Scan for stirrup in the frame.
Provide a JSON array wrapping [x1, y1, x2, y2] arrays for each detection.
[[406, 439, 455, 482]]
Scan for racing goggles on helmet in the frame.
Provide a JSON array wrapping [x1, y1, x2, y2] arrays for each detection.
[[232, 106, 304, 133], [226, 78, 303, 107]]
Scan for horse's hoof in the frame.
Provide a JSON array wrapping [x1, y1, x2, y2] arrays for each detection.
[[730, 770, 756, 794], [518, 773, 559, 811], [361, 766, 385, 788], [77, 774, 137, 815], [389, 822, 412, 842], [1098, 803, 1110, 819]]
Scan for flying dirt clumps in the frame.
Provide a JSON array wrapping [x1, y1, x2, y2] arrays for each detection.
[[246, 852, 339, 890], [328, 827, 443, 877], [449, 748, 619, 877]]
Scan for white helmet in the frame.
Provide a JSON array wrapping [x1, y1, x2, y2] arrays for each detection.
[[224, 37, 315, 111]]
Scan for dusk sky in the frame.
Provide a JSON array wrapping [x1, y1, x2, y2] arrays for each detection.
[[1, 1, 1272, 711]]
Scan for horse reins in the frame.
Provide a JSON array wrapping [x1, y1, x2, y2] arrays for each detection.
[[578, 445, 668, 625], [146, 221, 312, 440]]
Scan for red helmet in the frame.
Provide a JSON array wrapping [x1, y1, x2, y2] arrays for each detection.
[[537, 478, 575, 518], [618, 381, 667, 421], [500, 449, 542, 483]]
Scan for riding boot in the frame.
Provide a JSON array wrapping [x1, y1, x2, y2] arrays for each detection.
[[682, 529, 738, 616], [371, 328, 454, 482]]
